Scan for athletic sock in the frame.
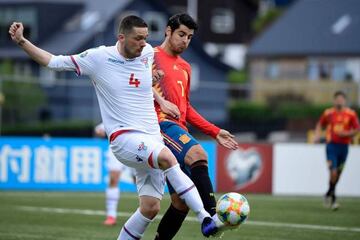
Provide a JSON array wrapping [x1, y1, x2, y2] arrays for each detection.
[[106, 187, 120, 218], [326, 182, 336, 197], [117, 208, 152, 240], [164, 164, 209, 222], [154, 204, 188, 240], [190, 162, 217, 216]]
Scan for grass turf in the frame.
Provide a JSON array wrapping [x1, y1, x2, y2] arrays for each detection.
[[0, 192, 359, 240]]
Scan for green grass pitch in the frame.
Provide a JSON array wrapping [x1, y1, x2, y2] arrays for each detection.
[[0, 192, 359, 240]]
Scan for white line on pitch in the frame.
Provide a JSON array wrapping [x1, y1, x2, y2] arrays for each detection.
[[17, 206, 360, 233]]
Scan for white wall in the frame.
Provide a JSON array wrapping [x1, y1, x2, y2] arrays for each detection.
[[273, 143, 360, 196]]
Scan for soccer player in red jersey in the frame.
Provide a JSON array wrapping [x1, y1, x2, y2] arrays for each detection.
[[10, 16, 219, 239], [153, 13, 238, 239], [314, 91, 360, 210]]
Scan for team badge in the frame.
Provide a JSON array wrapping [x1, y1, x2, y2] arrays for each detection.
[[141, 57, 149, 68], [138, 142, 148, 151], [179, 134, 191, 144]]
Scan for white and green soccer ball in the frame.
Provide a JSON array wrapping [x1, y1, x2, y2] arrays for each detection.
[[216, 192, 250, 226]]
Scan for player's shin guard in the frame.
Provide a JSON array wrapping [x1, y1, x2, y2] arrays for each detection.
[[164, 164, 209, 222], [154, 204, 188, 240], [326, 181, 336, 197], [106, 187, 120, 218], [190, 162, 217, 216], [117, 208, 152, 240]]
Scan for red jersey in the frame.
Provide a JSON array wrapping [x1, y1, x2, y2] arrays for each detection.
[[153, 46, 220, 138], [318, 107, 360, 144]]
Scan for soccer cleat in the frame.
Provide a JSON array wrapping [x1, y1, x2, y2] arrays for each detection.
[[331, 202, 340, 211], [323, 195, 331, 208], [103, 216, 116, 226], [201, 217, 218, 237]]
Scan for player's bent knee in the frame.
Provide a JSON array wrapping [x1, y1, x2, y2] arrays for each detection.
[[157, 147, 178, 170], [185, 145, 208, 166], [139, 196, 161, 219]]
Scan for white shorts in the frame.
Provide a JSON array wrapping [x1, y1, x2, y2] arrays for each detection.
[[110, 130, 166, 199], [106, 147, 126, 172]]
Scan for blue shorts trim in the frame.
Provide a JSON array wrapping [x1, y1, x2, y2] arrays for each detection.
[[326, 142, 348, 170], [160, 121, 199, 194]]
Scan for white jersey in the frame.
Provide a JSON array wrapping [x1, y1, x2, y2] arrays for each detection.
[[48, 43, 160, 138]]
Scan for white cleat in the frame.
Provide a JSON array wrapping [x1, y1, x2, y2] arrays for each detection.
[[323, 195, 331, 208], [331, 202, 340, 211]]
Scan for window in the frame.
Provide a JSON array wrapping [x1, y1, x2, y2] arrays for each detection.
[[40, 67, 56, 87], [143, 12, 167, 41], [307, 58, 356, 82], [114, 11, 139, 35], [13, 62, 32, 76], [307, 60, 319, 81], [331, 61, 347, 81], [211, 8, 235, 34], [114, 11, 166, 41], [266, 62, 279, 79], [190, 63, 200, 91], [0, 7, 37, 45]]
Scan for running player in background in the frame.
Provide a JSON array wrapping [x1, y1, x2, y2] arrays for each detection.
[[9, 15, 217, 239], [314, 91, 360, 210], [153, 13, 238, 239], [95, 123, 126, 226]]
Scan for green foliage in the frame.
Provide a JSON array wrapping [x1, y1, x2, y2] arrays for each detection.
[[1, 120, 94, 136], [230, 101, 272, 120], [230, 100, 334, 121], [0, 59, 14, 75], [253, 8, 283, 34], [2, 80, 46, 124], [228, 70, 248, 84]]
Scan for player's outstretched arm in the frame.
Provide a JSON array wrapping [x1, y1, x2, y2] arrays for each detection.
[[216, 129, 238, 150], [313, 122, 323, 143], [9, 22, 52, 66]]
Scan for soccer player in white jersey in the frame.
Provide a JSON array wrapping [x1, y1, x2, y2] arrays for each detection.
[[9, 15, 218, 239]]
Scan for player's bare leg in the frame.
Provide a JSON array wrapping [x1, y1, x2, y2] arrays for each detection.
[[324, 160, 341, 210], [118, 196, 159, 239], [104, 170, 121, 226]]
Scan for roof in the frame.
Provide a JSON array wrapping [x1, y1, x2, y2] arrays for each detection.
[[1, 0, 231, 71], [0, 0, 131, 57], [248, 0, 360, 57]]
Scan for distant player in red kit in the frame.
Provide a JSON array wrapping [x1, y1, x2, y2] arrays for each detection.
[[314, 91, 360, 210], [153, 13, 238, 239]]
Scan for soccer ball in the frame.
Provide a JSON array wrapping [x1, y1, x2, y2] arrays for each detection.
[[216, 192, 250, 226]]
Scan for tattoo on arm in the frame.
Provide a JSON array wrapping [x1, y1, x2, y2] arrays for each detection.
[[17, 39, 26, 46]]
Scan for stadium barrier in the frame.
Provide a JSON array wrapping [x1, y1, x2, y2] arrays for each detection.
[[1, 137, 359, 196], [0, 137, 216, 192], [273, 143, 360, 197]]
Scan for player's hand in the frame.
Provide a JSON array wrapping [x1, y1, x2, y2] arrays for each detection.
[[312, 135, 321, 143], [216, 129, 238, 150], [160, 99, 180, 119], [336, 131, 349, 138], [152, 69, 164, 86], [9, 22, 25, 44]]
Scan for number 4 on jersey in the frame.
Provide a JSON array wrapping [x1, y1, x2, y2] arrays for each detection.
[[129, 73, 140, 87]]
